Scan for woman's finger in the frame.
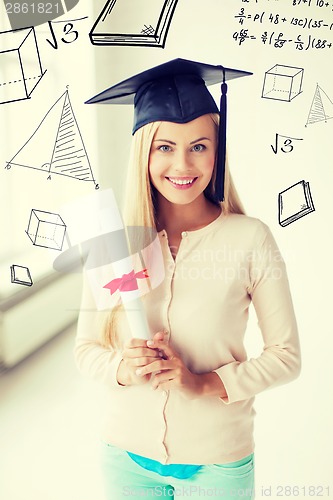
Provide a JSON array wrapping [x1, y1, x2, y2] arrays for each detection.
[[123, 346, 160, 359], [126, 356, 162, 368], [152, 369, 176, 387], [136, 358, 176, 377], [152, 331, 166, 342], [147, 340, 177, 360], [125, 338, 153, 349]]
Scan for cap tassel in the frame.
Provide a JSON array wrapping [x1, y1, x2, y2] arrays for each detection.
[[215, 67, 227, 202]]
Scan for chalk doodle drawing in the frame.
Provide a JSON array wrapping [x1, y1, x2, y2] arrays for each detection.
[[89, 0, 179, 47], [262, 64, 304, 102], [5, 89, 99, 188], [46, 16, 88, 50], [26, 209, 67, 251], [305, 84, 333, 126], [10, 264, 33, 287], [0, 26, 46, 105], [271, 133, 303, 155], [278, 180, 315, 227]]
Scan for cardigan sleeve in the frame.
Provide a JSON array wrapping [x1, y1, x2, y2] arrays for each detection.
[[73, 271, 127, 389], [213, 222, 301, 404]]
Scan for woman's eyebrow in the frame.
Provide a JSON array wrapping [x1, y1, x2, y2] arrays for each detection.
[[190, 137, 211, 144], [153, 137, 211, 145], [153, 139, 176, 145]]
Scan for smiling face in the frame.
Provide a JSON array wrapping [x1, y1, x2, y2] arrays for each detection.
[[148, 114, 217, 207]]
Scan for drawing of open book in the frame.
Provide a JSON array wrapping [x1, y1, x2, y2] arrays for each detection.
[[10, 264, 33, 287], [89, 0, 178, 47], [278, 180, 315, 227]]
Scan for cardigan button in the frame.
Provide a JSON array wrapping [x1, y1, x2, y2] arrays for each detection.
[[181, 231, 188, 238]]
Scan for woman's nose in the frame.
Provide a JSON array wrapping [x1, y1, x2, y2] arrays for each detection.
[[174, 150, 191, 172]]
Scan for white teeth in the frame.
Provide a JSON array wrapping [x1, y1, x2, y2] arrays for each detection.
[[168, 178, 195, 185]]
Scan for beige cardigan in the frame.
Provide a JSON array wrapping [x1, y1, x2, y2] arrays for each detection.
[[74, 212, 301, 464]]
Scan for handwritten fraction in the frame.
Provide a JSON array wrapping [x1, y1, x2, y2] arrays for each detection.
[[233, 3, 333, 49]]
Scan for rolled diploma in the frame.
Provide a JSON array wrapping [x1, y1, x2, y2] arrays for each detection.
[[112, 257, 151, 340], [56, 188, 151, 340]]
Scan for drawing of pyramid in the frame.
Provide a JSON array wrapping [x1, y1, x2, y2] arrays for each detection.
[[6, 90, 98, 187], [306, 84, 333, 126]]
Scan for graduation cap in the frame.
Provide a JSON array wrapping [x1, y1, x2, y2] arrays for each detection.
[[86, 58, 252, 201]]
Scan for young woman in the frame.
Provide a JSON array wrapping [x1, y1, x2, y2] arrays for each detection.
[[76, 59, 301, 500]]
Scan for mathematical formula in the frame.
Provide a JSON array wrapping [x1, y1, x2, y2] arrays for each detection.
[[271, 133, 303, 154], [240, 0, 333, 6], [233, 29, 332, 48], [234, 0, 333, 49], [235, 9, 333, 30]]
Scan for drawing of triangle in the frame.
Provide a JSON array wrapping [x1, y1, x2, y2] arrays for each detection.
[[7, 92, 67, 172], [318, 86, 333, 121], [49, 92, 95, 182], [306, 84, 333, 125]]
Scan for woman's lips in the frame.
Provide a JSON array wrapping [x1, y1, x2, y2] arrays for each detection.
[[166, 177, 198, 190]]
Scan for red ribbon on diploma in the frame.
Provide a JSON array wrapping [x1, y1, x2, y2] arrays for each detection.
[[103, 269, 149, 295]]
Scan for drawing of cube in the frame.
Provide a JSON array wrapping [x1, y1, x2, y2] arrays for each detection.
[[262, 65, 304, 102], [0, 27, 45, 105], [26, 209, 67, 251]]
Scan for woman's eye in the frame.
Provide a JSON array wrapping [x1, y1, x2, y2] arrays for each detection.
[[191, 144, 205, 152], [158, 145, 172, 153]]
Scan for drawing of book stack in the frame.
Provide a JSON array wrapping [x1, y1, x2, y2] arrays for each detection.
[[90, 0, 178, 47], [278, 180, 315, 227], [6, 90, 98, 187], [10, 264, 33, 287]]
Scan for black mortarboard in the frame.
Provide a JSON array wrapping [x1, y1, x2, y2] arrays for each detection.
[[86, 58, 252, 201]]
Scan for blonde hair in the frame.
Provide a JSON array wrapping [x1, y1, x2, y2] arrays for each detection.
[[100, 113, 245, 348]]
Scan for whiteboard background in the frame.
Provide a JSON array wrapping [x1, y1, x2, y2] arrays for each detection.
[[0, 0, 332, 498]]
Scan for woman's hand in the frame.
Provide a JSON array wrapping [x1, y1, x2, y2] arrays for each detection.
[[117, 337, 162, 386], [135, 332, 203, 400]]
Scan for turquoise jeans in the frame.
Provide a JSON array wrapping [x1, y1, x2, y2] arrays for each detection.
[[100, 442, 255, 499]]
